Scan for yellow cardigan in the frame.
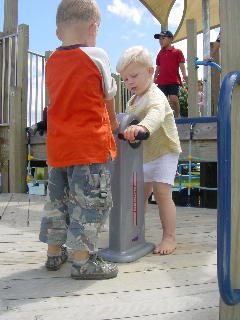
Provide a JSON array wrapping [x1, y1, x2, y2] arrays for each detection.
[[126, 83, 182, 164]]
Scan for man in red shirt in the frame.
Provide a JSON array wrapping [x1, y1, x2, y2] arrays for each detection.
[[154, 30, 188, 118]]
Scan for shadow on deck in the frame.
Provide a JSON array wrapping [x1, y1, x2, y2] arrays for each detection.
[[0, 194, 219, 320]]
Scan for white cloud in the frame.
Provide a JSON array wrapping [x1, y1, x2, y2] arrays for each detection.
[[107, 0, 143, 24], [168, 0, 184, 27]]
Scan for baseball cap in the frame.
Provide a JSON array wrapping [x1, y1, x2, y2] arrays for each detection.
[[154, 30, 173, 39]]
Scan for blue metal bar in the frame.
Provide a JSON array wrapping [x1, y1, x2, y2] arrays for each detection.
[[195, 58, 222, 72], [217, 71, 240, 305], [175, 116, 217, 124]]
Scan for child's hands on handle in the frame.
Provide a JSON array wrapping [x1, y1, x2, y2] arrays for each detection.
[[123, 125, 149, 143]]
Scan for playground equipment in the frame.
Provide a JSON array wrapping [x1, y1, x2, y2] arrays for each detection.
[[195, 57, 222, 72], [100, 113, 154, 263], [25, 127, 47, 195], [174, 117, 218, 207], [217, 71, 240, 306]]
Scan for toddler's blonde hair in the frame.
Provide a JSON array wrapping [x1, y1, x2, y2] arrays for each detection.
[[56, 0, 101, 27], [116, 46, 153, 73]]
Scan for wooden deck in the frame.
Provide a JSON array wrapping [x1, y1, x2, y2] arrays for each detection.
[[0, 194, 219, 320]]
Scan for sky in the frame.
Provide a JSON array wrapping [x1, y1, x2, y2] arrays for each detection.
[[0, 0, 220, 77]]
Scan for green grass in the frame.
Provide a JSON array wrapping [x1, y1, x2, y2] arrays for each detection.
[[174, 172, 200, 187]]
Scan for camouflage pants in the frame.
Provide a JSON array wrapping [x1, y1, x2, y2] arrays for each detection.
[[39, 163, 112, 252]]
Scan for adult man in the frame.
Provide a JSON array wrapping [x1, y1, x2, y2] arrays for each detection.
[[154, 30, 188, 118]]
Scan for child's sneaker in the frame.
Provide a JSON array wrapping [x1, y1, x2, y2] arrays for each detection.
[[45, 246, 68, 271], [71, 254, 118, 280]]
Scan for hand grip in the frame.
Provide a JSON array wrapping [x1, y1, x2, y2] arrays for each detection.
[[118, 132, 149, 140]]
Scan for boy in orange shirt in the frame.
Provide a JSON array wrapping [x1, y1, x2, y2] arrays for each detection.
[[39, 0, 119, 280]]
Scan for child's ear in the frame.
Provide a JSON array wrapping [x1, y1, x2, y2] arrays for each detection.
[[89, 23, 97, 37], [149, 67, 154, 75], [56, 28, 62, 41]]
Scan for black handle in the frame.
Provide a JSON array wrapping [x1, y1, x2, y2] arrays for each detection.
[[118, 132, 149, 141]]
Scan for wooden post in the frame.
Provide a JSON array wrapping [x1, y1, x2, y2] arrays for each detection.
[[0, 32, 4, 123], [8, 24, 29, 193], [0, 125, 9, 192], [186, 19, 198, 117], [17, 24, 29, 125], [112, 74, 122, 114], [44, 51, 52, 108], [210, 42, 220, 116], [3, 0, 18, 34], [219, 0, 240, 318], [9, 86, 25, 192]]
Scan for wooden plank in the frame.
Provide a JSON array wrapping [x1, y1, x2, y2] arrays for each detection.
[[0, 246, 216, 272], [9, 87, 26, 192], [28, 143, 47, 160], [180, 140, 217, 161], [112, 73, 122, 114], [0, 283, 219, 319], [16, 24, 29, 137], [177, 122, 217, 140], [3, 0, 18, 34], [28, 122, 217, 162], [0, 263, 217, 299], [44, 51, 52, 107], [210, 42, 220, 116], [186, 19, 198, 118], [0, 125, 9, 192], [0, 32, 3, 123], [0, 194, 219, 319], [0, 193, 30, 227], [0, 290, 219, 320], [29, 123, 217, 142], [0, 193, 12, 217]]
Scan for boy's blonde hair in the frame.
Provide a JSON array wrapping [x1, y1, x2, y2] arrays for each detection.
[[56, 0, 101, 27], [116, 46, 153, 73]]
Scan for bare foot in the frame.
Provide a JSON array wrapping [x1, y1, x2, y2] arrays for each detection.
[[153, 236, 176, 255]]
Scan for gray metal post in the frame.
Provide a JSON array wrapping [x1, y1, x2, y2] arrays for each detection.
[[100, 113, 154, 262]]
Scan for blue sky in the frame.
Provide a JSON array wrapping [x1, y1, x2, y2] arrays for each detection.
[[0, 0, 219, 75]]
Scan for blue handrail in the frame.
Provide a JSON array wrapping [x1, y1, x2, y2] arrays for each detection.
[[217, 71, 240, 305], [175, 116, 217, 124], [195, 58, 222, 72]]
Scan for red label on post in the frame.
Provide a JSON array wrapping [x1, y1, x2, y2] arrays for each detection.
[[132, 172, 138, 226]]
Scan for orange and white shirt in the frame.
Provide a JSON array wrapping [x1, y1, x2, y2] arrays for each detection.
[[46, 46, 117, 167]]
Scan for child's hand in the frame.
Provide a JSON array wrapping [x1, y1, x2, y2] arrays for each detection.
[[123, 125, 148, 143]]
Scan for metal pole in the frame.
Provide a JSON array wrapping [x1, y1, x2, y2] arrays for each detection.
[[202, 0, 211, 116]]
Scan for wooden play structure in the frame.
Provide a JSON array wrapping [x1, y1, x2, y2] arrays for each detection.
[[1, 0, 240, 318]]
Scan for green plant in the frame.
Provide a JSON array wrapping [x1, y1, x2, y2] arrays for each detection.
[[179, 83, 188, 117]]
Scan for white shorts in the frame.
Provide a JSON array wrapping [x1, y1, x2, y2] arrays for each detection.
[[143, 153, 179, 185]]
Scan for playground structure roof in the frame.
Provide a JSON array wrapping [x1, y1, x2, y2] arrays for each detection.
[[139, 0, 220, 42]]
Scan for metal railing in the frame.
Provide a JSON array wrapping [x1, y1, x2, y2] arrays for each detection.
[[0, 33, 18, 125], [27, 51, 46, 127], [120, 80, 133, 112], [26, 64, 131, 125], [217, 71, 240, 305]]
